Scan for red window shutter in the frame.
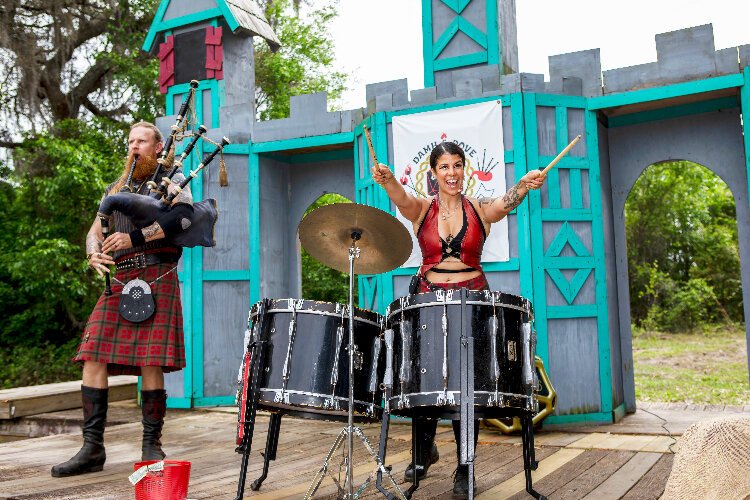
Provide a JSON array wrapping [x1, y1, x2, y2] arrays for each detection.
[[205, 26, 224, 80], [158, 35, 175, 93]]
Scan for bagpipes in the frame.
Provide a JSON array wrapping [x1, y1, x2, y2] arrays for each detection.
[[98, 80, 229, 290]]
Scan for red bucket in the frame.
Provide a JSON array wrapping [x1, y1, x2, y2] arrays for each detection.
[[133, 460, 191, 500]]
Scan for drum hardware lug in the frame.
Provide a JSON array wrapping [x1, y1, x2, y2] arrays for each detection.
[[264, 367, 270, 372], [274, 390, 290, 404], [323, 396, 339, 410], [353, 350, 364, 370], [436, 391, 455, 406], [508, 340, 517, 362], [397, 394, 409, 409]]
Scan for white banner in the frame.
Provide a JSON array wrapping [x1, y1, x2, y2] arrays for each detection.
[[392, 101, 508, 267]]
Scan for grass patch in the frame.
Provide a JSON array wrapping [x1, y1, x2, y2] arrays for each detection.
[[632, 323, 750, 405]]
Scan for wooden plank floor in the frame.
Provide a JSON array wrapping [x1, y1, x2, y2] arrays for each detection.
[[0, 406, 678, 500]]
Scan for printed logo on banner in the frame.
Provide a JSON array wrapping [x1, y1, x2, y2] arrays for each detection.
[[392, 101, 509, 267]]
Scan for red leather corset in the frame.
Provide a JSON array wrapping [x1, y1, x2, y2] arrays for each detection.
[[417, 196, 486, 275]]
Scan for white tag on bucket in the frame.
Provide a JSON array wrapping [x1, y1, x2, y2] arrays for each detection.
[[129, 460, 165, 485]]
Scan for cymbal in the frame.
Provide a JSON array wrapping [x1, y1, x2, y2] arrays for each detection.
[[299, 203, 412, 275]]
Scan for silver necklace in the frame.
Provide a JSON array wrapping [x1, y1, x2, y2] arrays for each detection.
[[438, 196, 461, 221]]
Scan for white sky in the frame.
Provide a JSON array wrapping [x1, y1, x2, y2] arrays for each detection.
[[329, 0, 750, 109]]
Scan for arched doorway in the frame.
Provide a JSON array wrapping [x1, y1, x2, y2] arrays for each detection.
[[606, 106, 750, 411], [624, 160, 747, 405]]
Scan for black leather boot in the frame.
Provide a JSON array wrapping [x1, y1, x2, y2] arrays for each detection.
[[404, 419, 439, 482], [51, 386, 108, 477], [141, 389, 167, 461], [452, 464, 475, 498]]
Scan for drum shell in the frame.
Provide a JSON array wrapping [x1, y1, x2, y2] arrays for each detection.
[[251, 299, 384, 422], [386, 290, 536, 420]]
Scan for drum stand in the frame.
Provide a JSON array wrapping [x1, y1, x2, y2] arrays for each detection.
[[305, 232, 406, 500], [234, 301, 271, 500]]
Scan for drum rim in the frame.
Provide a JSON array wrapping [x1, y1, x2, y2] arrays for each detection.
[[386, 290, 532, 318], [250, 298, 383, 325]]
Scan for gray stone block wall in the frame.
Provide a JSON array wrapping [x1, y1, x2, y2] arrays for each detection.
[[603, 24, 750, 94]]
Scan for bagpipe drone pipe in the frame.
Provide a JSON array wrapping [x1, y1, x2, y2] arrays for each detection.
[[98, 129, 230, 249]]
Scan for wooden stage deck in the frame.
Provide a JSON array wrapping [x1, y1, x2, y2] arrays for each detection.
[[0, 401, 745, 499]]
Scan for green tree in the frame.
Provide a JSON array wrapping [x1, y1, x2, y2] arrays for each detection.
[[255, 0, 347, 120], [625, 160, 741, 331]]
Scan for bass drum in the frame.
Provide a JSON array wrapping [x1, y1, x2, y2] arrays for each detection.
[[385, 289, 538, 420], [240, 298, 385, 423]]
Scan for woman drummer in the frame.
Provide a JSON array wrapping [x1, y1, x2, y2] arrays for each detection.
[[371, 141, 545, 498]]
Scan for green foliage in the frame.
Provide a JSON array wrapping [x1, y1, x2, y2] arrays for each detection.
[[300, 193, 358, 304], [0, 339, 82, 389], [255, 0, 347, 120], [626, 161, 742, 331], [0, 119, 123, 347]]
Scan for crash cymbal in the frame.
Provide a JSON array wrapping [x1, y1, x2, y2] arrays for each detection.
[[299, 203, 412, 275]]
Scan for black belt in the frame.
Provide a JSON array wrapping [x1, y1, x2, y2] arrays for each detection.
[[115, 252, 180, 271]]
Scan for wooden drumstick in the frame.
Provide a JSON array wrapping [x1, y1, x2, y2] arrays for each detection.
[[541, 134, 582, 176], [363, 126, 379, 166]]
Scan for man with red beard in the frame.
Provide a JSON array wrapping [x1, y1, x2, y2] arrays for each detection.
[[52, 122, 193, 477]]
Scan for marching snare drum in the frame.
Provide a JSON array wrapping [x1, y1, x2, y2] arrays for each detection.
[[237, 298, 385, 424], [384, 289, 538, 420]]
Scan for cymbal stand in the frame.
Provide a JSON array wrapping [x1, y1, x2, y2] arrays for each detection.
[[305, 231, 406, 500]]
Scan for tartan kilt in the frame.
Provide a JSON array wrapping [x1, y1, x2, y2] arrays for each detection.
[[74, 263, 186, 376]]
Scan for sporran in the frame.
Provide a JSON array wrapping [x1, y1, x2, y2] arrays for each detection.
[[119, 278, 156, 323]]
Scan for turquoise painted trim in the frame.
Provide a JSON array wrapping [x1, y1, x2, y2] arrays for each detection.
[[541, 209, 592, 221], [516, 93, 536, 316], [742, 67, 750, 207], [440, 0, 471, 14], [433, 51, 488, 72], [422, 0, 434, 88], [193, 396, 236, 406], [544, 411, 613, 425], [166, 397, 193, 409], [586, 108, 613, 414], [249, 153, 261, 305], [432, 18, 460, 59], [203, 270, 251, 281], [391, 267, 419, 276], [588, 73, 744, 110], [483, 259, 521, 272], [222, 143, 251, 155], [384, 95, 511, 122], [537, 156, 589, 169], [142, 0, 171, 51], [608, 96, 739, 128], [457, 18, 488, 50], [251, 132, 354, 153], [613, 402, 626, 422], [547, 304, 598, 319], [543, 256, 595, 268], [190, 152, 205, 401], [486, 0, 499, 67], [534, 93, 587, 109], [215, 0, 240, 32], [547, 268, 592, 304], [143, 8, 223, 52], [374, 112, 394, 311]]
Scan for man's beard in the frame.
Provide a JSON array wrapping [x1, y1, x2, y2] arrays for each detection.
[[123, 152, 158, 181], [111, 152, 159, 193]]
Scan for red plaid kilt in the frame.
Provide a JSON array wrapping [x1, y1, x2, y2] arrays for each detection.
[[74, 263, 186, 376], [418, 272, 490, 293]]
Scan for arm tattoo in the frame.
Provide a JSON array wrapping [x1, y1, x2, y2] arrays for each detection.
[[501, 184, 526, 211], [142, 222, 162, 241], [86, 232, 101, 255], [478, 197, 497, 208]]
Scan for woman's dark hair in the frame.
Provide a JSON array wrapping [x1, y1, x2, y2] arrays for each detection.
[[429, 141, 466, 169]]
